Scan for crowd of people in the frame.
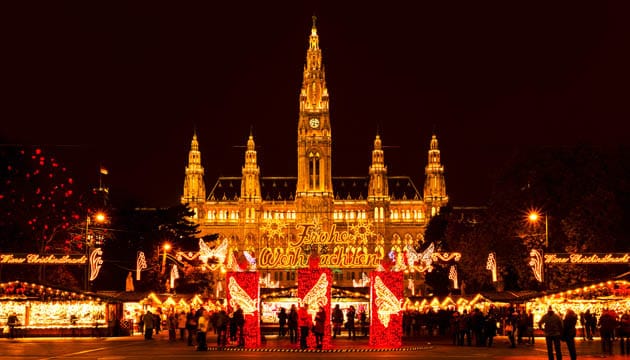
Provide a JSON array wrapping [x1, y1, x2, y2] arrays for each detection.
[[127, 302, 630, 357], [137, 304, 245, 351]]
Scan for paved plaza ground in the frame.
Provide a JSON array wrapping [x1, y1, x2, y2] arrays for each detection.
[[3, 331, 628, 359]]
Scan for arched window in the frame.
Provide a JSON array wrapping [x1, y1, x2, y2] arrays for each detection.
[[308, 151, 320, 190]]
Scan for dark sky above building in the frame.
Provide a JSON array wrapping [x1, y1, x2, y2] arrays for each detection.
[[3, 2, 629, 207]]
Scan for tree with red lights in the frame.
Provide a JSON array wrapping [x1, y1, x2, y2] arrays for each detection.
[[0, 146, 85, 286]]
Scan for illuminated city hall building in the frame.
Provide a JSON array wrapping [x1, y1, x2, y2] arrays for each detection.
[[181, 19, 448, 291]]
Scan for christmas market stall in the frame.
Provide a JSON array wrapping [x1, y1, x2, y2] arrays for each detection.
[[0, 281, 121, 337], [525, 279, 630, 331]]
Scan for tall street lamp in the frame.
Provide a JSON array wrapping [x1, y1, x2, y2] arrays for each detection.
[[160, 243, 171, 275], [84, 211, 106, 291], [528, 211, 548, 248], [528, 210, 549, 288]]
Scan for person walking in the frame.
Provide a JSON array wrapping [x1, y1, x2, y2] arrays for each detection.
[[288, 304, 298, 344], [142, 310, 155, 340], [215, 309, 229, 348], [563, 308, 578, 360], [176, 311, 187, 341], [619, 310, 630, 355], [186, 310, 197, 346], [538, 306, 563, 360], [233, 305, 245, 347], [599, 308, 616, 356], [7, 312, 19, 339], [167, 312, 177, 342], [332, 304, 343, 339], [298, 303, 313, 349], [314, 305, 326, 349], [346, 305, 356, 340], [196, 309, 208, 351], [277, 307, 287, 337], [526, 310, 535, 345], [484, 314, 498, 347]]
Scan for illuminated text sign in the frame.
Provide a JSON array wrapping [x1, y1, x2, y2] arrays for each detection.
[[544, 253, 630, 264], [0, 254, 87, 265]]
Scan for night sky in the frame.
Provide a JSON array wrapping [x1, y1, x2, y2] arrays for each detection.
[[3, 2, 629, 207]]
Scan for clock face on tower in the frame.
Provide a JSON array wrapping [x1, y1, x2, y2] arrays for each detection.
[[309, 117, 320, 128]]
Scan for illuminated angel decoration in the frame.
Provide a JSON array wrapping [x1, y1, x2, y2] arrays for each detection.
[[199, 238, 228, 268], [228, 277, 258, 314], [302, 273, 329, 310], [406, 243, 434, 272], [374, 276, 401, 328]]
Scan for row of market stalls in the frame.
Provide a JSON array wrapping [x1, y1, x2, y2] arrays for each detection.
[[1, 278, 628, 337]]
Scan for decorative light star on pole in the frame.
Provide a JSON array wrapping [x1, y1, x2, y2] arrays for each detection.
[[136, 251, 147, 280], [89, 248, 103, 281], [486, 252, 497, 282], [449, 265, 458, 289], [529, 249, 544, 283]]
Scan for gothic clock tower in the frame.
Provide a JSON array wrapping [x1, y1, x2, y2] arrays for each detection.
[[296, 17, 334, 228]]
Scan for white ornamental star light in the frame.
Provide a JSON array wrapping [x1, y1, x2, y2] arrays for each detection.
[[136, 251, 147, 280]]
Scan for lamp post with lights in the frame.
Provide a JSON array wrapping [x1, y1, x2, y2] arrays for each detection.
[[528, 210, 549, 288]]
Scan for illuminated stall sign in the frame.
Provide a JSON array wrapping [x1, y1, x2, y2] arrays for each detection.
[[545, 253, 630, 264], [0, 253, 87, 265]]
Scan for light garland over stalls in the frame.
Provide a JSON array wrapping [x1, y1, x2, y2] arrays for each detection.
[[0, 281, 106, 329], [369, 271, 403, 348], [226, 272, 260, 348]]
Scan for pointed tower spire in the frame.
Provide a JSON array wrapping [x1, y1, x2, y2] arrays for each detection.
[[368, 134, 389, 201], [241, 132, 261, 203], [296, 17, 334, 227], [182, 131, 206, 205], [423, 134, 448, 216]]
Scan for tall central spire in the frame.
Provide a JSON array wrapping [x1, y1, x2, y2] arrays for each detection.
[[296, 16, 334, 228], [300, 16, 329, 115]]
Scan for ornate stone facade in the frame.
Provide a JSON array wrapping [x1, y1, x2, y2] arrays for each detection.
[[181, 18, 448, 288]]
